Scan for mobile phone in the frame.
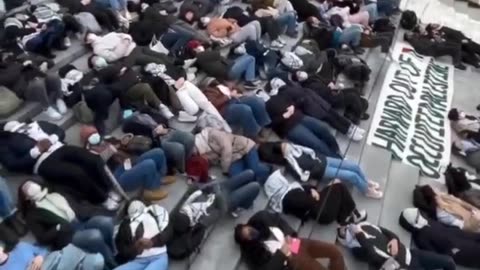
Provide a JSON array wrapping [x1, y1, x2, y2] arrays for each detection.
[[290, 238, 301, 254]]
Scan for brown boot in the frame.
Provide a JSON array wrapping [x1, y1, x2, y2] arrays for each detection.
[[143, 188, 168, 201], [162, 175, 176, 185]]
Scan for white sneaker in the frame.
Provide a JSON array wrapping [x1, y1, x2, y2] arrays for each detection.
[[64, 37, 71, 48], [108, 191, 121, 202], [270, 39, 285, 49], [102, 197, 119, 211], [56, 99, 67, 114], [45, 106, 63, 120], [186, 71, 196, 82], [347, 126, 364, 141], [234, 43, 247, 55], [39, 62, 49, 73], [177, 111, 198, 122], [365, 188, 383, 199], [368, 180, 380, 190], [159, 104, 174, 119], [183, 58, 197, 69]]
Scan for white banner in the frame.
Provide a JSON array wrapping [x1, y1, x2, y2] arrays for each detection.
[[366, 41, 454, 178]]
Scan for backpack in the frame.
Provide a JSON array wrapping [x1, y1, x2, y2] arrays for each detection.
[[400, 10, 417, 30], [72, 95, 94, 123], [167, 222, 206, 260], [0, 87, 23, 117], [120, 134, 153, 155], [373, 18, 396, 33]]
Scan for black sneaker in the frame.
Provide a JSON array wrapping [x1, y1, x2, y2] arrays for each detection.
[[455, 63, 467, 70], [0, 222, 19, 251], [244, 81, 260, 90]]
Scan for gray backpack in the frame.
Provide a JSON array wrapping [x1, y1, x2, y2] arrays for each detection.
[[0, 87, 23, 117]]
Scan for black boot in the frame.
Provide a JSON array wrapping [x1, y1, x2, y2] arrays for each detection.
[[4, 212, 27, 237], [0, 222, 19, 252]]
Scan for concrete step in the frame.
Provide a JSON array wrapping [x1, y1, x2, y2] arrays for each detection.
[[190, 193, 268, 270], [379, 161, 419, 248]]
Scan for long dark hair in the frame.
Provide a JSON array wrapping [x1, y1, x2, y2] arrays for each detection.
[[17, 180, 45, 216], [258, 142, 287, 165]]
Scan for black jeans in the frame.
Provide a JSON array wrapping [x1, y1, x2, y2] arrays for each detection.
[[312, 183, 356, 225], [419, 42, 462, 65], [38, 146, 112, 204], [83, 4, 119, 31], [409, 249, 456, 270], [324, 109, 352, 134]]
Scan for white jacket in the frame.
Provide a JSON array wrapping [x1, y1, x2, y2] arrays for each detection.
[[264, 170, 302, 213], [284, 143, 318, 182], [92, 33, 136, 62]]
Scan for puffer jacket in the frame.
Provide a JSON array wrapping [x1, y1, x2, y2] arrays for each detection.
[[194, 128, 255, 173], [91, 33, 136, 63]]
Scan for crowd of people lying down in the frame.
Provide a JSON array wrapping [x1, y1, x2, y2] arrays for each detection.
[[0, 0, 480, 269]]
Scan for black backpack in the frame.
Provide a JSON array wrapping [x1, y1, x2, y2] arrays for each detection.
[[167, 223, 206, 260], [400, 10, 418, 30]]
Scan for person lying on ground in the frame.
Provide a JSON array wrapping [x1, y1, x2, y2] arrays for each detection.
[[193, 127, 272, 184], [404, 31, 467, 70], [337, 220, 456, 270], [0, 242, 105, 270], [400, 207, 480, 269], [415, 184, 480, 233], [81, 125, 174, 202], [258, 141, 383, 198], [18, 180, 118, 268], [235, 210, 346, 270], [0, 120, 121, 210], [202, 78, 271, 139], [263, 169, 370, 222], [122, 109, 196, 174]]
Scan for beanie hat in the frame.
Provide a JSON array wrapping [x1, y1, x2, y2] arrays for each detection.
[[187, 40, 202, 51], [80, 125, 98, 145]]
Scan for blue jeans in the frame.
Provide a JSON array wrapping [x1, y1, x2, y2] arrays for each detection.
[[72, 216, 116, 267], [114, 148, 166, 192], [161, 130, 195, 173], [114, 253, 168, 270], [409, 249, 456, 270], [323, 157, 368, 193], [96, 0, 127, 11], [223, 170, 260, 211], [229, 149, 271, 184], [25, 20, 65, 53], [287, 116, 341, 158], [370, 0, 399, 16], [224, 96, 271, 138], [0, 177, 14, 219], [338, 25, 363, 47], [276, 11, 297, 36], [228, 54, 256, 82], [161, 30, 192, 55]]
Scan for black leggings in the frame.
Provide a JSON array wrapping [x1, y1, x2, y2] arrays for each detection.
[[311, 183, 356, 225], [38, 145, 111, 204], [324, 109, 352, 135], [282, 183, 356, 225]]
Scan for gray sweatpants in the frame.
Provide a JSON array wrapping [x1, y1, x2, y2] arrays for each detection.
[[230, 21, 262, 44], [24, 74, 62, 108]]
